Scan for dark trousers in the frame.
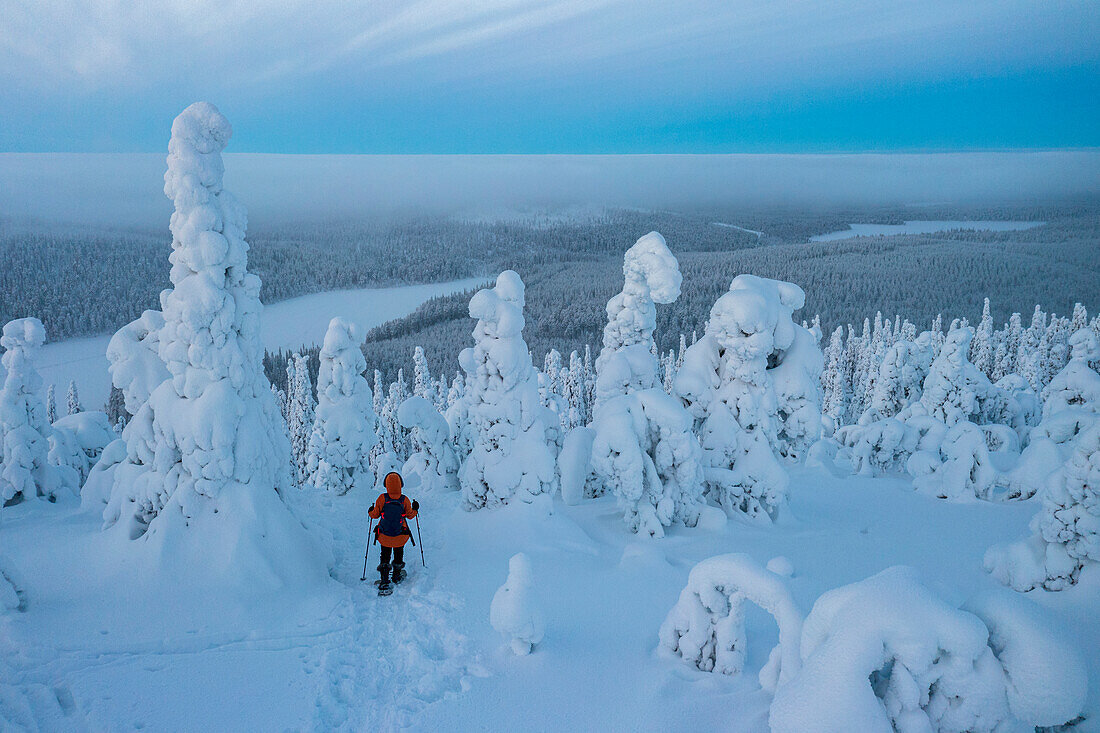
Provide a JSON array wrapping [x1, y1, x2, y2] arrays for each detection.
[[380, 546, 404, 567]]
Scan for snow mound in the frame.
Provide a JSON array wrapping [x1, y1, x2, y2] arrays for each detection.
[[658, 553, 803, 692], [490, 553, 545, 656], [769, 566, 1085, 732]]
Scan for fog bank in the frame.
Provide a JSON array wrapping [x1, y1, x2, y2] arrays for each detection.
[[2, 151, 1097, 228]]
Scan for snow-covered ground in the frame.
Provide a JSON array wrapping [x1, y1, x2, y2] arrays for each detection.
[[810, 220, 1045, 242], [3, 463, 1096, 731], [11, 278, 486, 410]]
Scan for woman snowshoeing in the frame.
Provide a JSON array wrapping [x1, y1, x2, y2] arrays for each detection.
[[368, 472, 419, 595]]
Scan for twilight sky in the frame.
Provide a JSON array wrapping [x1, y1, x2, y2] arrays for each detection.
[[1, 0, 1098, 153]]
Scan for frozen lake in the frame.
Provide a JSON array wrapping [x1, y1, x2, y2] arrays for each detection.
[[12, 277, 487, 410], [810, 220, 1045, 242]]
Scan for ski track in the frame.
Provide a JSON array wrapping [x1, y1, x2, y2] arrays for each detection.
[[0, 490, 479, 731], [310, 492, 478, 730]]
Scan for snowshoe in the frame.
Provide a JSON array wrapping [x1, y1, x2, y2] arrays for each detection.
[[377, 580, 394, 597], [392, 564, 407, 583]]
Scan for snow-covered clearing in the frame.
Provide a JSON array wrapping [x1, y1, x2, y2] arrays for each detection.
[[3, 464, 1096, 730], [810, 220, 1045, 242], [10, 279, 485, 411]]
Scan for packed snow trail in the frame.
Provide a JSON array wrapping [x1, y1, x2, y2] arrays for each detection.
[[299, 487, 481, 730]]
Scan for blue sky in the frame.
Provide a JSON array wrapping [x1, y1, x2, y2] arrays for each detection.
[[1, 0, 1098, 153]]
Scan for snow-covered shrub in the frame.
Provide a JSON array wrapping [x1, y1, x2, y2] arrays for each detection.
[[81, 437, 126, 512], [675, 275, 817, 521], [398, 395, 458, 492], [490, 553, 545, 656], [593, 231, 682, 410], [306, 318, 376, 495], [993, 373, 1039, 437], [0, 318, 78, 503], [769, 566, 1084, 733], [457, 271, 557, 509], [986, 422, 1100, 591], [52, 411, 114, 482], [557, 425, 598, 505], [909, 421, 997, 501], [836, 418, 916, 475], [591, 389, 704, 536], [102, 102, 324, 587], [658, 553, 803, 693]]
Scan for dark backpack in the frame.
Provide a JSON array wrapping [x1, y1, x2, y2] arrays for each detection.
[[376, 495, 410, 539]]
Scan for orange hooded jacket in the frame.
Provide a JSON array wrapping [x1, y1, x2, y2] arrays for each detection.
[[368, 472, 417, 548]]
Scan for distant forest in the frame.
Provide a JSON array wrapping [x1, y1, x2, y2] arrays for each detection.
[[2, 199, 1097, 390]]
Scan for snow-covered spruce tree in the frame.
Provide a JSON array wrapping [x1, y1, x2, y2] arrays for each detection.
[[0, 318, 79, 503], [66, 380, 81, 415], [820, 326, 846, 431], [45, 385, 57, 425], [101, 103, 322, 586], [305, 318, 375, 496], [858, 334, 933, 425], [917, 326, 989, 425], [411, 345, 439, 406], [674, 275, 818, 522], [285, 353, 316, 486], [1040, 327, 1100, 420], [589, 232, 705, 536], [987, 421, 1100, 592], [971, 297, 994, 378], [457, 271, 557, 508], [1003, 328, 1100, 501], [399, 395, 458, 492], [105, 385, 128, 431]]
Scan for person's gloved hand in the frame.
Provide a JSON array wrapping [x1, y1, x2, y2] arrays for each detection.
[[412, 500, 419, 512]]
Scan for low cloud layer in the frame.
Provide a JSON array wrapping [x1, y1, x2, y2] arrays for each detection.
[[2, 152, 1097, 228]]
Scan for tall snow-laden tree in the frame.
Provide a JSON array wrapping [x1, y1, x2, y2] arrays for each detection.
[[285, 353, 316, 486], [46, 384, 57, 425], [66, 380, 81, 415], [675, 275, 816, 522], [411, 345, 439, 407], [821, 326, 846, 429], [970, 297, 994, 378], [105, 385, 128, 431], [590, 232, 704, 536], [0, 318, 79, 503], [918, 327, 989, 426], [457, 271, 557, 508], [305, 318, 376, 495], [594, 232, 683, 412], [101, 103, 323, 587]]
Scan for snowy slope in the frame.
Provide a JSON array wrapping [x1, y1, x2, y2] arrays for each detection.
[[3, 464, 1096, 731], [9, 278, 485, 411]]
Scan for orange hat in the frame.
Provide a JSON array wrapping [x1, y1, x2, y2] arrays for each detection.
[[384, 472, 403, 497]]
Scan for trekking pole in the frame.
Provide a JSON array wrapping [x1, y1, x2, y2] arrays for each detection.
[[360, 517, 375, 582], [414, 515, 426, 568]]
